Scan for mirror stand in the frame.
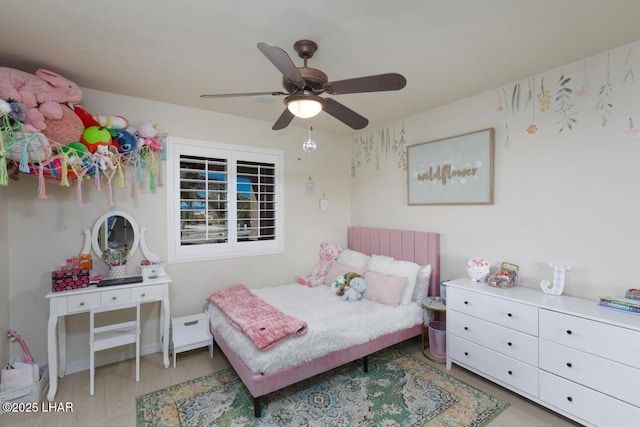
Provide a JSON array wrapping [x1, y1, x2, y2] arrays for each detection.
[[140, 227, 162, 263]]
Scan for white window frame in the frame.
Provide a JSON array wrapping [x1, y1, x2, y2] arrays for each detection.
[[166, 136, 284, 263]]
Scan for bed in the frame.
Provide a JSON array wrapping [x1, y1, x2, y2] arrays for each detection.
[[207, 226, 440, 417]]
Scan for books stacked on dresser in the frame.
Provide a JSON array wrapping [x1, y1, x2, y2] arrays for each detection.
[[599, 293, 640, 315]]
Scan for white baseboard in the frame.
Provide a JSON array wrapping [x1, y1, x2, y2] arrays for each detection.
[[63, 343, 163, 375]]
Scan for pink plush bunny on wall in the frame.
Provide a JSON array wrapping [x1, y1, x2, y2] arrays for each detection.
[[0, 67, 83, 131], [296, 242, 343, 287]]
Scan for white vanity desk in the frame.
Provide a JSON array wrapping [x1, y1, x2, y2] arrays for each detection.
[[46, 275, 171, 401]]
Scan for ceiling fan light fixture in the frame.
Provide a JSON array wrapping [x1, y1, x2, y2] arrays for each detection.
[[286, 93, 325, 119]]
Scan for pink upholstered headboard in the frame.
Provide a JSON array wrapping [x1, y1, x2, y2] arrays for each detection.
[[348, 226, 441, 297]]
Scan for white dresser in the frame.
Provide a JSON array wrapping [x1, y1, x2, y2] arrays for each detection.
[[46, 275, 171, 401], [446, 278, 640, 427]]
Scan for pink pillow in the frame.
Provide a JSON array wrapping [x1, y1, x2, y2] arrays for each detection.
[[362, 271, 407, 306], [323, 263, 366, 286]]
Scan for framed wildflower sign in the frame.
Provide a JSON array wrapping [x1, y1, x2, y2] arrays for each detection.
[[407, 128, 494, 205]]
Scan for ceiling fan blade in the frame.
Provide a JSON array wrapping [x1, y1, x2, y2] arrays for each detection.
[[200, 91, 286, 99], [272, 108, 295, 130], [257, 42, 305, 90], [326, 73, 407, 95], [323, 98, 369, 130]]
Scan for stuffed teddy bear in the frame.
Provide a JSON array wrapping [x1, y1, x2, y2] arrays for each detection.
[[296, 242, 342, 287], [342, 277, 368, 302], [331, 272, 361, 296], [92, 144, 116, 170]]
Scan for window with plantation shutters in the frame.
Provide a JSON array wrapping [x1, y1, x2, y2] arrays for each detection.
[[166, 137, 283, 263]]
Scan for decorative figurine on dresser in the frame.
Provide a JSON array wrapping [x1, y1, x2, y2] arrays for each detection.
[[466, 258, 491, 282], [46, 210, 171, 401]]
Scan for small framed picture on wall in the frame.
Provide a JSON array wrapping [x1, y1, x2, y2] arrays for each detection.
[[407, 128, 494, 205]]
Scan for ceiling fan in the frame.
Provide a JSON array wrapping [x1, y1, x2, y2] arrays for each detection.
[[200, 40, 407, 130]]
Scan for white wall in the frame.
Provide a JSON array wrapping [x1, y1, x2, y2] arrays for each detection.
[[6, 89, 352, 368], [351, 40, 640, 301], [0, 188, 9, 364]]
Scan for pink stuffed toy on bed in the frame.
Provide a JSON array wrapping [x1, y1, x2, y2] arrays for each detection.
[[296, 242, 342, 287]]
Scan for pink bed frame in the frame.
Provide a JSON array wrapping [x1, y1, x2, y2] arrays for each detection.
[[210, 226, 440, 417]]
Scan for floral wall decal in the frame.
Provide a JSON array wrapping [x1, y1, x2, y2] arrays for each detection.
[[622, 47, 639, 139], [555, 70, 577, 132], [493, 40, 640, 145], [526, 77, 538, 134], [351, 121, 406, 178], [392, 122, 407, 170], [596, 52, 614, 127], [536, 77, 552, 113]]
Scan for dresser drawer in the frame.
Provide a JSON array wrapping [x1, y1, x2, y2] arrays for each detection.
[[67, 293, 99, 313], [447, 287, 538, 335], [539, 309, 640, 369], [448, 310, 538, 366], [540, 339, 640, 407], [448, 335, 538, 397], [540, 370, 640, 427], [132, 284, 163, 302], [100, 288, 131, 305]]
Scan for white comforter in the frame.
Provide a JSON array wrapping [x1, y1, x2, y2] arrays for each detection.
[[208, 283, 422, 374]]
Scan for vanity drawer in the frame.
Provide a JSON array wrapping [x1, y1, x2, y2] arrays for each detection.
[[447, 287, 538, 335], [448, 335, 538, 397], [100, 288, 131, 305], [132, 285, 163, 301], [539, 309, 640, 369], [448, 310, 538, 366], [539, 339, 640, 407], [540, 370, 640, 427], [67, 293, 99, 313]]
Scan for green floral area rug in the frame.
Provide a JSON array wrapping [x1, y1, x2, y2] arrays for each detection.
[[136, 349, 508, 426]]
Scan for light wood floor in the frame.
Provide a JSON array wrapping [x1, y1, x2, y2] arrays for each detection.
[[3, 337, 582, 426]]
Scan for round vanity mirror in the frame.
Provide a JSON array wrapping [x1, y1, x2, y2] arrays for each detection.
[[91, 210, 139, 260]]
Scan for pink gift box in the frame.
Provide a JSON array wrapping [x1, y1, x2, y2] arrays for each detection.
[[51, 268, 90, 292]]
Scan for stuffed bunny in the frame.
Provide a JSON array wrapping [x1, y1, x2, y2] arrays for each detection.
[[0, 67, 82, 131]]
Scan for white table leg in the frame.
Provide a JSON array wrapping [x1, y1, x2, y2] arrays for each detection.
[[47, 314, 58, 401], [58, 316, 66, 377], [162, 297, 171, 368]]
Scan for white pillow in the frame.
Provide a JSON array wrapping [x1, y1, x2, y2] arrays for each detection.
[[413, 265, 432, 303], [367, 255, 421, 305], [337, 249, 370, 269]]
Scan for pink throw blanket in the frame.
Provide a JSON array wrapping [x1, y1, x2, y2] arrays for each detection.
[[208, 285, 307, 350]]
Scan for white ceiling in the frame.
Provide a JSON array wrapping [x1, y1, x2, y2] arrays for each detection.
[[4, 0, 640, 135]]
